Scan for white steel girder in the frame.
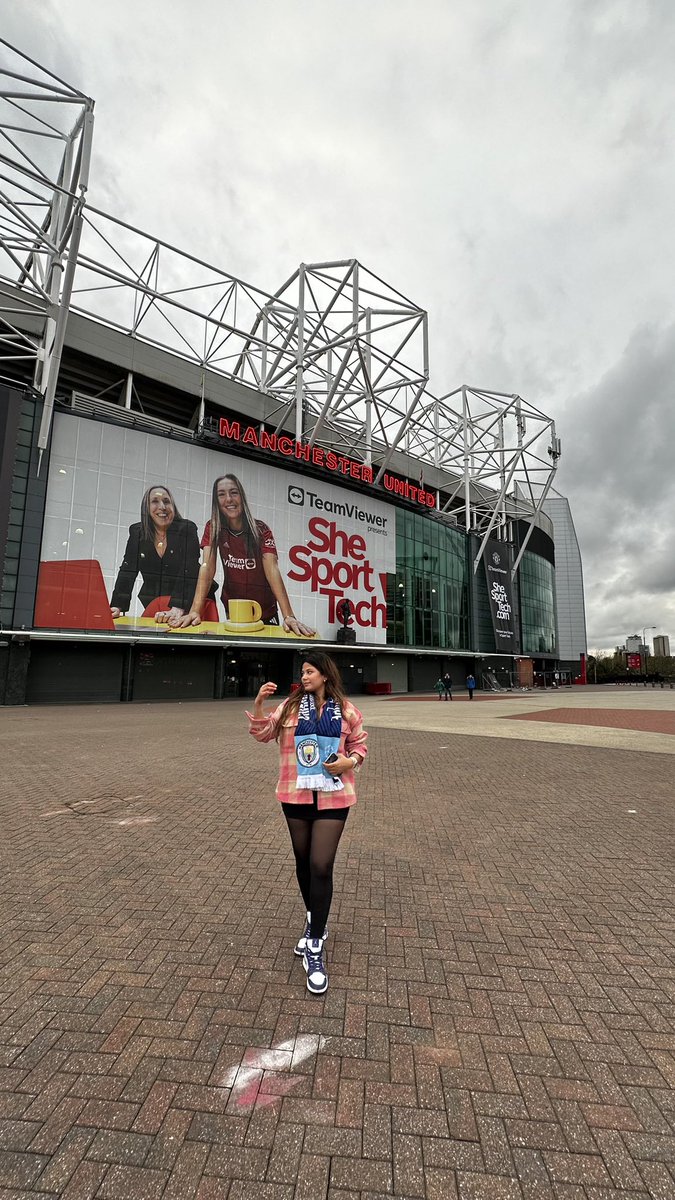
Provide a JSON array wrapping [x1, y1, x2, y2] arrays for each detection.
[[0, 39, 94, 456], [232, 260, 429, 465], [404, 385, 560, 574]]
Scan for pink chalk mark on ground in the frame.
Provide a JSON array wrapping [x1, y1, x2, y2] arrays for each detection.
[[229, 1034, 325, 1111], [226, 1067, 263, 1111]]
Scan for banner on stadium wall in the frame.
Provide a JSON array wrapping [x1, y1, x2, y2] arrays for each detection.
[[484, 540, 516, 648], [34, 414, 395, 645]]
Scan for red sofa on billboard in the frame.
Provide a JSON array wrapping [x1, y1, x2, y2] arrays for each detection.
[[34, 561, 116, 630]]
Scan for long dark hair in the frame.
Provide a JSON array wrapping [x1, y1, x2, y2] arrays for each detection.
[[140, 484, 182, 542], [207, 473, 259, 564], [275, 652, 349, 739]]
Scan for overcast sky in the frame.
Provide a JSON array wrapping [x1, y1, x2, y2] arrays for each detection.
[[5, 0, 675, 652]]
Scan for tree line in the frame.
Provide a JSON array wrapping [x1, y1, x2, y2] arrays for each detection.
[[587, 652, 673, 683]]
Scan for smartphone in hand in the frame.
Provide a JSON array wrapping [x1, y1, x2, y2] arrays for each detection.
[[323, 753, 339, 764]]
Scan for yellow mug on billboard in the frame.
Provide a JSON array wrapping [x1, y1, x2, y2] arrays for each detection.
[[228, 599, 262, 624]]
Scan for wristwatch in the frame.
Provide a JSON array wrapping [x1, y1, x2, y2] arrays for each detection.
[[348, 754, 359, 769]]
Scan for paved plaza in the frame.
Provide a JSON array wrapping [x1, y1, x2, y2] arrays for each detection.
[[1, 686, 674, 1199]]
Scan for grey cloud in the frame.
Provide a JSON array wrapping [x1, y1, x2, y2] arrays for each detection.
[[2, 2, 84, 89], [559, 321, 675, 647]]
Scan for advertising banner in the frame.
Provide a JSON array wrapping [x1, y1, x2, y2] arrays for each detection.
[[484, 539, 516, 648], [35, 414, 395, 644]]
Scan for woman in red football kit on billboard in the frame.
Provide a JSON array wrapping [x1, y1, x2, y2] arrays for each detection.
[[171, 474, 315, 635]]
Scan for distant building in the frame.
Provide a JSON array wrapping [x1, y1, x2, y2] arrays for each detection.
[[654, 635, 671, 658], [626, 635, 643, 654]]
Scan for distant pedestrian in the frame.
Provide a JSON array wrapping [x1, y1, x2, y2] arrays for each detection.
[[442, 672, 453, 701], [434, 677, 445, 701], [466, 673, 476, 700]]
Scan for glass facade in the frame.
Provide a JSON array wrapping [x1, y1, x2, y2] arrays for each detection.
[[519, 551, 556, 655], [387, 510, 469, 649]]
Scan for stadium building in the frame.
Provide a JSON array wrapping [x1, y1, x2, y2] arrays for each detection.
[[0, 43, 587, 705]]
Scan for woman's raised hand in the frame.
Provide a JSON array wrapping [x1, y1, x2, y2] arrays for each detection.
[[254, 680, 277, 716]]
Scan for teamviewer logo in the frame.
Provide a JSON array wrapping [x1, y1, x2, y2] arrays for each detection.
[[288, 485, 304, 506]]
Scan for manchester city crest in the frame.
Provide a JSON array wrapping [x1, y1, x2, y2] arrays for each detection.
[[296, 738, 320, 768]]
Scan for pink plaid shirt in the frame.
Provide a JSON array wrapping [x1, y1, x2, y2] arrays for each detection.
[[246, 700, 368, 809]]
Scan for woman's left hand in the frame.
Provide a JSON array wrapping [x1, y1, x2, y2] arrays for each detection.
[[283, 615, 316, 637], [154, 606, 184, 624], [322, 753, 354, 777]]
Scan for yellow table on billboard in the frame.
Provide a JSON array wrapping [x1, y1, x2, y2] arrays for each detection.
[[113, 617, 316, 639]]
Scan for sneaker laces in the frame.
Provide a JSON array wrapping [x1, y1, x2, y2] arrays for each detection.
[[305, 939, 325, 974]]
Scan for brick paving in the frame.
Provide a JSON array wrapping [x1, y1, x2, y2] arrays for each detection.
[[507, 709, 675, 736], [1, 700, 674, 1199], [387, 694, 509, 702]]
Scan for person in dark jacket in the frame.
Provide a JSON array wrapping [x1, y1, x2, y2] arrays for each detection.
[[110, 485, 215, 622]]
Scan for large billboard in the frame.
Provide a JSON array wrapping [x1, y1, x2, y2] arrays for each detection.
[[34, 413, 395, 644], [484, 539, 516, 649]]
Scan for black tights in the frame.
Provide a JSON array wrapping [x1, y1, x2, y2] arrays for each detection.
[[284, 815, 347, 940]]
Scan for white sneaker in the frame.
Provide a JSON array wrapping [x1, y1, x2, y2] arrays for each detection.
[[303, 938, 328, 994], [294, 912, 328, 956]]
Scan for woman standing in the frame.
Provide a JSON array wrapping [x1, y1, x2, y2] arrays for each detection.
[[172, 474, 314, 635], [247, 653, 367, 994], [110, 485, 217, 622]]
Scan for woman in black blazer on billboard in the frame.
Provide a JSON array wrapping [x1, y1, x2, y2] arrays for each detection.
[[110, 484, 217, 622]]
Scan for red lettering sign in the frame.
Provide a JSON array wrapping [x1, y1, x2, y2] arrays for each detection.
[[217, 419, 431, 507]]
